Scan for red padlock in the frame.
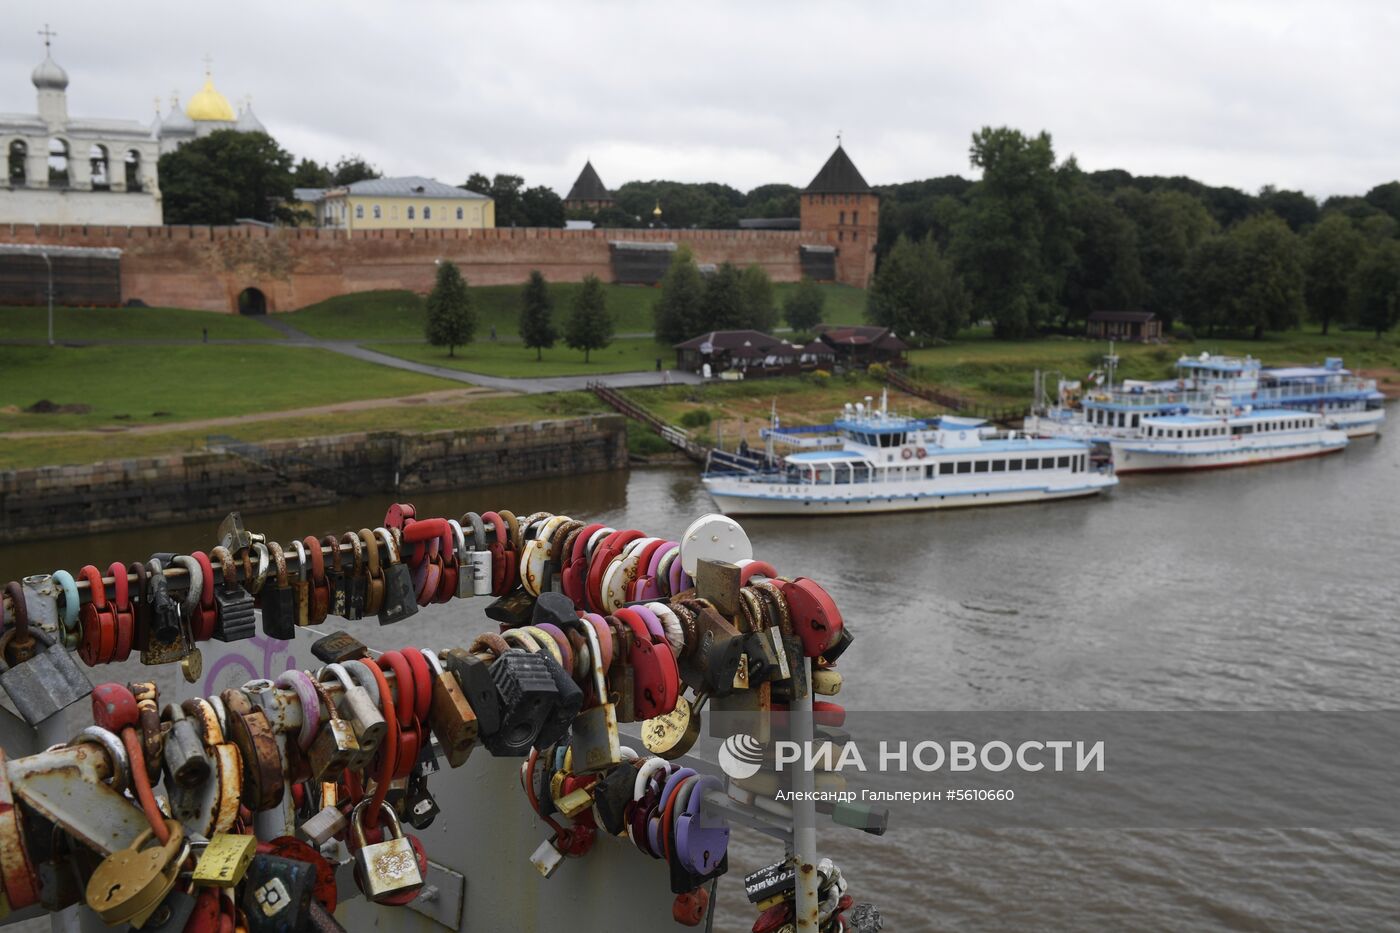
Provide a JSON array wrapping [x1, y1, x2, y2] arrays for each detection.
[[260, 835, 338, 912], [614, 608, 675, 719], [106, 561, 134, 663], [780, 577, 844, 658], [673, 886, 710, 926], [90, 682, 140, 732], [77, 564, 116, 666]]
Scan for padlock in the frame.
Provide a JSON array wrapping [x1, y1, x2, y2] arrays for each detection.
[[534, 651, 583, 751], [683, 603, 746, 697], [191, 832, 257, 888], [37, 825, 82, 912], [307, 678, 362, 779], [259, 542, 298, 640], [484, 648, 561, 756], [318, 663, 384, 768], [310, 631, 368, 665], [339, 532, 366, 621], [84, 818, 186, 928], [299, 803, 348, 847], [424, 650, 478, 768], [240, 852, 315, 933], [779, 577, 844, 658], [210, 546, 255, 641], [459, 512, 492, 597], [217, 510, 258, 554], [0, 627, 92, 725], [567, 619, 621, 772], [811, 668, 843, 696], [143, 558, 183, 646], [350, 800, 423, 903], [438, 647, 502, 740], [403, 772, 440, 830], [377, 530, 419, 626], [162, 703, 213, 789], [138, 889, 198, 933]]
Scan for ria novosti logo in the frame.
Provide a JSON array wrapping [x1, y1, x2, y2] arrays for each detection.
[[718, 733, 765, 779]]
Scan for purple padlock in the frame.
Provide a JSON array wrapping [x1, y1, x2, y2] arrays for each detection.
[[649, 766, 697, 855], [667, 547, 692, 596], [675, 774, 728, 874], [629, 603, 666, 642], [637, 541, 678, 601]]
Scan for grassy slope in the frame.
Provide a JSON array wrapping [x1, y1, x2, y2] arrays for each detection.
[[0, 392, 607, 471], [0, 305, 283, 341], [908, 326, 1400, 406], [0, 345, 455, 432]]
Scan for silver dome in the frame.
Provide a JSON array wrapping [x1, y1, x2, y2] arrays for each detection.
[[31, 53, 69, 91]]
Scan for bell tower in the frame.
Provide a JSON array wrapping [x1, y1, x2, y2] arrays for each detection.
[[799, 140, 878, 288], [32, 25, 69, 126]]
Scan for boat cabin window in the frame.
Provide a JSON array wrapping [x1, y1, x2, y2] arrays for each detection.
[[924, 464, 936, 479], [1131, 414, 1140, 427], [975, 460, 989, 473], [992, 459, 1006, 471], [939, 462, 954, 475], [1009, 459, 1023, 471], [852, 463, 870, 483], [834, 464, 851, 484], [1058, 456, 1070, 468], [956, 461, 972, 474]]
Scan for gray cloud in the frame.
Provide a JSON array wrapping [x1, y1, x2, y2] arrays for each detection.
[[3, 0, 1395, 198]]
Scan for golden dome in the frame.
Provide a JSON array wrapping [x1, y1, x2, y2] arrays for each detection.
[[186, 75, 235, 122]]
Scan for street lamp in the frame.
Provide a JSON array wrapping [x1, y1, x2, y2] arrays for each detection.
[[40, 250, 53, 347]]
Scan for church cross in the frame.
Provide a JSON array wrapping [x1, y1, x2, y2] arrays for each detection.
[[203, 53, 213, 75], [38, 24, 57, 50], [836, 129, 842, 147]]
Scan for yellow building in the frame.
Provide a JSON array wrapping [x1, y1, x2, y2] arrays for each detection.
[[312, 176, 494, 231]]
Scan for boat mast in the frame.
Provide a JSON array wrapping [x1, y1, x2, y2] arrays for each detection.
[[1105, 341, 1119, 391]]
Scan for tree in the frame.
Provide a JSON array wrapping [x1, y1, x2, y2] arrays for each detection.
[[462, 173, 491, 196], [783, 278, 826, 333], [331, 155, 380, 186], [1363, 181, 1400, 226], [565, 275, 614, 362], [1258, 185, 1319, 233], [1229, 213, 1305, 338], [1183, 235, 1240, 336], [1115, 188, 1217, 328], [1349, 240, 1400, 338], [738, 265, 778, 332], [519, 270, 557, 360], [702, 263, 745, 331], [425, 262, 475, 356], [488, 174, 526, 226], [1304, 213, 1365, 334], [867, 234, 969, 343], [653, 247, 706, 344], [520, 186, 565, 227], [158, 130, 296, 225], [953, 127, 1073, 338], [1062, 186, 1146, 330], [293, 158, 332, 188]]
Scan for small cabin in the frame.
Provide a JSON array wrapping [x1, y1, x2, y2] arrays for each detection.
[[1086, 311, 1162, 342]]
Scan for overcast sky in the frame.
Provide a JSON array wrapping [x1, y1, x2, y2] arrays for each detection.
[[4, 1, 1396, 199]]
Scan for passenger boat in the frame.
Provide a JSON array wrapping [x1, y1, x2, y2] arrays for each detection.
[[702, 393, 1115, 516], [1108, 405, 1348, 474], [1025, 349, 1385, 445]]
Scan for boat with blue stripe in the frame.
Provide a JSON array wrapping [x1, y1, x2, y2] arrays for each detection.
[[702, 393, 1115, 516]]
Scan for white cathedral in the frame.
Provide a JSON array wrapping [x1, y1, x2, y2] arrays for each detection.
[[1, 34, 266, 226]]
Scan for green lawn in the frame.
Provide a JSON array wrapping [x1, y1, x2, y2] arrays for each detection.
[[366, 336, 672, 377], [0, 392, 607, 471], [0, 344, 455, 432], [774, 282, 867, 326], [906, 326, 1400, 406], [0, 305, 282, 341]]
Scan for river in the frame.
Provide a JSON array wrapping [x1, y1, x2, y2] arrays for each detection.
[[2, 423, 1396, 931]]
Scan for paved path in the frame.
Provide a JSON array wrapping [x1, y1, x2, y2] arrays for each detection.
[[3, 387, 513, 439], [3, 315, 702, 394]]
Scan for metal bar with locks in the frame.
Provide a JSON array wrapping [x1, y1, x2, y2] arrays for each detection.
[[0, 504, 883, 933]]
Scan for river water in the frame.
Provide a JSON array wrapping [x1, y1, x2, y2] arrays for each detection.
[[2, 423, 1396, 931]]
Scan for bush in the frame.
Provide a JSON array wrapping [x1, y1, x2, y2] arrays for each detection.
[[678, 408, 713, 429], [1173, 325, 1195, 342], [867, 363, 888, 380], [627, 425, 673, 457], [804, 369, 832, 384]]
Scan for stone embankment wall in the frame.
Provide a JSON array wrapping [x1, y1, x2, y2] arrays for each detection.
[[0, 223, 843, 313], [0, 415, 626, 542]]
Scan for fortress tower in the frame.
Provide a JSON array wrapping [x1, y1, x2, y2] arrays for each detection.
[[799, 144, 878, 288]]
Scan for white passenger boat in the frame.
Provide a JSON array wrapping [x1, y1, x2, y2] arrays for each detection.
[[1025, 349, 1385, 444], [702, 394, 1115, 516], [1108, 406, 1348, 474]]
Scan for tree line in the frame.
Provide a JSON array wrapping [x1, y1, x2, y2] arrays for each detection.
[[424, 264, 614, 362], [871, 127, 1400, 340], [651, 249, 827, 343]]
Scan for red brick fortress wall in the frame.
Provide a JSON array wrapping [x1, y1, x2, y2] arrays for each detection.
[[0, 224, 857, 313], [798, 192, 879, 289]]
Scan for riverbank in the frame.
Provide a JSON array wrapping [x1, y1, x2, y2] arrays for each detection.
[[0, 414, 625, 542]]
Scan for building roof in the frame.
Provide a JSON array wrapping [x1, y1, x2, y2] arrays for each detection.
[[674, 330, 783, 352], [1087, 310, 1156, 323], [803, 145, 872, 194], [187, 75, 235, 122], [565, 161, 611, 202], [813, 324, 907, 351], [32, 51, 69, 91], [738, 217, 800, 230], [235, 103, 266, 134], [293, 188, 328, 203], [331, 176, 490, 200]]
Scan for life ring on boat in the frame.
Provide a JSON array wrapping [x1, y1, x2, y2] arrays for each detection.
[[901, 447, 913, 460], [915, 448, 927, 459]]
